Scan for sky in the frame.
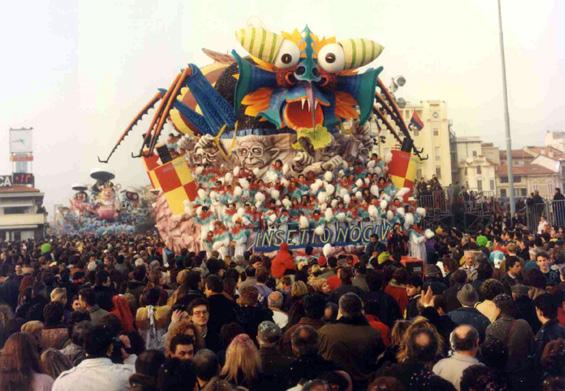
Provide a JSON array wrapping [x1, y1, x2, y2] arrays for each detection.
[[0, 0, 563, 216]]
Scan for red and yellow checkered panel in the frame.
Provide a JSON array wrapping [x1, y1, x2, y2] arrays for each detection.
[[143, 154, 160, 189], [144, 155, 198, 215], [389, 150, 416, 191]]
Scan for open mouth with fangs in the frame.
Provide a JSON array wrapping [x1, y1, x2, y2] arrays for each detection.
[[282, 83, 330, 130]]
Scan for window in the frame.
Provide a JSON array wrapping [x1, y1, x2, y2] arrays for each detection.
[[500, 189, 507, 197], [472, 151, 477, 157], [490, 180, 495, 190], [436, 167, 441, 178], [500, 176, 508, 183], [520, 188, 528, 197], [464, 167, 468, 175], [433, 128, 439, 136], [476, 166, 482, 175], [477, 180, 483, 191], [4, 207, 27, 214], [514, 176, 521, 183], [435, 147, 440, 161]]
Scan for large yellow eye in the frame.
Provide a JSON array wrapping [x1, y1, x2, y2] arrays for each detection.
[[274, 40, 300, 69], [317, 43, 345, 73]]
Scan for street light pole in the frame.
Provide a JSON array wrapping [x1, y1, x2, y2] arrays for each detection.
[[497, 0, 515, 217]]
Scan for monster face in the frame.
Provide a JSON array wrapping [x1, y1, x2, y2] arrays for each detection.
[[234, 26, 383, 136]]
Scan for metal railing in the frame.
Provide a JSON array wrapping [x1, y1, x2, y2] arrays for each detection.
[[525, 200, 565, 231]]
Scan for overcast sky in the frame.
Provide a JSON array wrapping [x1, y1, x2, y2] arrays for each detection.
[[0, 0, 563, 215]]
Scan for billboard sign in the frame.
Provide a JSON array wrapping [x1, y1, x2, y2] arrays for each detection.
[[0, 175, 13, 188], [9, 128, 33, 154]]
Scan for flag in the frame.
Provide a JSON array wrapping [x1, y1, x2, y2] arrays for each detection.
[[409, 111, 424, 131], [388, 150, 417, 198], [145, 156, 198, 215]]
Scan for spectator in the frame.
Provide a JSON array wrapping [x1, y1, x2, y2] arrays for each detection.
[[169, 334, 195, 362], [476, 279, 505, 323], [0, 332, 54, 391], [318, 292, 384, 388], [267, 291, 288, 328], [460, 365, 508, 391], [52, 325, 136, 391], [78, 287, 108, 326], [204, 275, 238, 352], [219, 333, 265, 389], [256, 321, 293, 388], [405, 274, 423, 319], [433, 325, 481, 390], [135, 287, 170, 350], [128, 350, 166, 391], [533, 294, 565, 363], [485, 293, 535, 389], [192, 349, 220, 390], [40, 348, 72, 380], [448, 284, 490, 340], [40, 301, 68, 350], [234, 286, 273, 340]]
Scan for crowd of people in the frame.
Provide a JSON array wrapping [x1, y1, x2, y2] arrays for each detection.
[[0, 218, 564, 390]]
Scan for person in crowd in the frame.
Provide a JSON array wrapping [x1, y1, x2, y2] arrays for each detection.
[[533, 294, 565, 363], [405, 274, 423, 319], [459, 251, 479, 282], [219, 333, 265, 389], [234, 286, 273, 340], [318, 292, 384, 388], [204, 275, 238, 352], [156, 357, 196, 391], [448, 284, 490, 340], [536, 251, 561, 287], [187, 297, 213, 349], [267, 291, 289, 328], [282, 293, 326, 354], [52, 325, 136, 391], [192, 349, 220, 390], [433, 325, 481, 390], [256, 321, 293, 388], [78, 287, 108, 326], [475, 279, 505, 323], [501, 255, 523, 292], [135, 287, 170, 350], [128, 349, 166, 391], [40, 348, 72, 380], [459, 365, 508, 391], [485, 293, 536, 389], [0, 332, 54, 391], [169, 334, 195, 362]]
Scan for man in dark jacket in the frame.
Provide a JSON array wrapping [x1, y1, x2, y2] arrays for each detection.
[[235, 285, 273, 340], [486, 293, 535, 389], [363, 269, 401, 327], [257, 321, 293, 389], [204, 275, 239, 352], [318, 293, 384, 388], [287, 325, 337, 388], [533, 294, 565, 363], [447, 284, 490, 341], [282, 294, 326, 355]]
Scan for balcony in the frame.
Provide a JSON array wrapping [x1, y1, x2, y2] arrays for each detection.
[[0, 213, 46, 227]]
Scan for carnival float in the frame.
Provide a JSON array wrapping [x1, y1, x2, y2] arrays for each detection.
[[99, 25, 428, 254], [55, 169, 154, 235]]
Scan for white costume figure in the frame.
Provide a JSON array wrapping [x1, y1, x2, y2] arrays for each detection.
[[231, 220, 251, 258], [408, 228, 427, 263]]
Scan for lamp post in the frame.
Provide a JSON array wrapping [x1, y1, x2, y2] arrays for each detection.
[[497, 0, 515, 217]]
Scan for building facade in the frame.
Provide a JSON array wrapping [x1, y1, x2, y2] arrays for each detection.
[[377, 100, 453, 187], [0, 185, 47, 241]]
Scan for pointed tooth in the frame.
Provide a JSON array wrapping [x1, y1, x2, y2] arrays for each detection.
[[315, 101, 319, 109], [301, 98, 306, 110], [306, 99, 310, 111]]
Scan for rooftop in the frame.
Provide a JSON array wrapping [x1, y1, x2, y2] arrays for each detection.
[[499, 149, 534, 160], [496, 164, 555, 176]]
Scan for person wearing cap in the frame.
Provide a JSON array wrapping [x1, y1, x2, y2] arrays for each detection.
[[485, 293, 535, 389], [447, 284, 490, 341], [318, 293, 384, 388], [257, 321, 293, 388]]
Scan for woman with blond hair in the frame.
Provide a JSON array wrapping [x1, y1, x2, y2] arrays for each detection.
[[220, 333, 267, 389], [396, 316, 444, 363], [40, 348, 72, 379], [0, 332, 54, 391]]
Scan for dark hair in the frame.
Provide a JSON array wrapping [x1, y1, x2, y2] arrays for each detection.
[[205, 275, 223, 294], [219, 322, 244, 349], [192, 349, 219, 381], [450, 269, 468, 286], [492, 294, 516, 318], [541, 339, 565, 377], [460, 365, 508, 391], [70, 320, 93, 346], [536, 251, 550, 260], [188, 297, 209, 315], [134, 349, 166, 378], [95, 270, 110, 286], [450, 326, 479, 351], [327, 256, 338, 268], [185, 270, 201, 290], [132, 266, 146, 282], [505, 256, 521, 269], [392, 268, 408, 284], [365, 269, 384, 291], [479, 279, 505, 301], [291, 325, 319, 356], [43, 301, 64, 327], [534, 294, 559, 319], [157, 358, 196, 391], [142, 288, 161, 307], [526, 268, 547, 289], [338, 292, 363, 317], [476, 261, 493, 280], [407, 274, 423, 288], [303, 294, 326, 319], [78, 287, 96, 306], [84, 325, 114, 357], [479, 337, 508, 371], [170, 334, 194, 354]]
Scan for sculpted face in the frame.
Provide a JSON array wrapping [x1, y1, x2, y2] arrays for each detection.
[[231, 137, 280, 169]]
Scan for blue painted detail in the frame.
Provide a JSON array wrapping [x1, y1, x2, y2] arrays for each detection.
[[184, 64, 236, 134], [336, 66, 383, 125], [172, 101, 212, 135]]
